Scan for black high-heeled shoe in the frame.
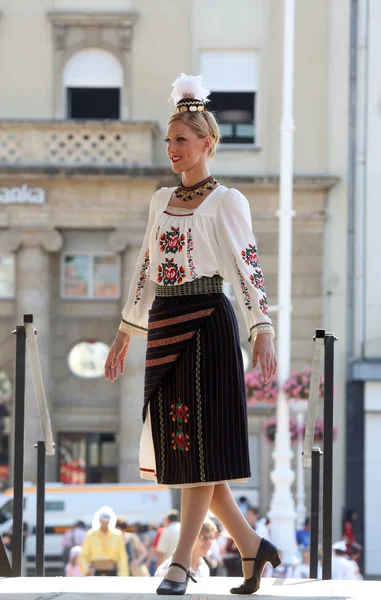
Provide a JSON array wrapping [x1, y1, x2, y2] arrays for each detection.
[[230, 538, 281, 595], [156, 562, 197, 595]]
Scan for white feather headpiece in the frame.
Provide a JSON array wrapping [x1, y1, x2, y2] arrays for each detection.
[[169, 73, 211, 105]]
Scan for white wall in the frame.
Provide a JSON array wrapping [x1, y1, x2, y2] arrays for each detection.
[[365, 1, 381, 359], [0, 0, 54, 118]]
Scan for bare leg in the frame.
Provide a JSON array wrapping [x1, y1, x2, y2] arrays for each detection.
[[209, 482, 262, 579], [165, 484, 215, 582]]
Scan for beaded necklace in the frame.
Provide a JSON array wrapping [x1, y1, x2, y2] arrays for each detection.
[[175, 175, 219, 201]]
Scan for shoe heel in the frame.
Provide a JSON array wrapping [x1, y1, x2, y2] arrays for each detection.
[[270, 552, 281, 568]]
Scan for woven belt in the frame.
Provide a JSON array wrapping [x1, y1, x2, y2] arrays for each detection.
[[155, 275, 224, 296]]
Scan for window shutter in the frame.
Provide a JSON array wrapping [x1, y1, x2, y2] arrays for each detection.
[[200, 51, 258, 92]]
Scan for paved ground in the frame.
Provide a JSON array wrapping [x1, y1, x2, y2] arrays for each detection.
[[0, 577, 380, 599]]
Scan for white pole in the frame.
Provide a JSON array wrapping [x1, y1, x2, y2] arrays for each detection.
[[290, 399, 309, 530], [268, 0, 298, 564]]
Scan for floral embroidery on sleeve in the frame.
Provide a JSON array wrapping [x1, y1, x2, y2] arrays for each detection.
[[134, 250, 150, 305], [157, 258, 186, 285], [233, 256, 252, 310], [249, 268, 266, 292], [171, 400, 191, 452], [186, 228, 198, 279], [242, 244, 267, 293], [241, 244, 259, 268], [160, 226, 186, 254], [259, 296, 269, 316]]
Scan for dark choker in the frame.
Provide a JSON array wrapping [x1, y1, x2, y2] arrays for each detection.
[[175, 176, 219, 201]]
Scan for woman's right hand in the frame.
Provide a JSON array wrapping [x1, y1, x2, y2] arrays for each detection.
[[104, 330, 131, 382]]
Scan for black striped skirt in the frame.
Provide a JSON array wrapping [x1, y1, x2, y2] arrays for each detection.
[[139, 293, 251, 488]]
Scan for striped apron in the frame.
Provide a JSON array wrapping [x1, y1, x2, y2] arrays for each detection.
[[139, 292, 251, 488]]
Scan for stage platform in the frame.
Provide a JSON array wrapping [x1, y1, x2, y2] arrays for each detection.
[[0, 577, 380, 600]]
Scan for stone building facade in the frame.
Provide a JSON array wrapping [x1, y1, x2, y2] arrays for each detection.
[[0, 0, 352, 553]]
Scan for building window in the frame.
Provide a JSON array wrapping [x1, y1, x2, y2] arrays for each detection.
[[58, 432, 118, 484], [45, 501, 65, 512], [200, 51, 258, 145], [68, 341, 110, 379], [0, 255, 15, 298], [207, 91, 255, 144], [63, 48, 123, 120], [68, 88, 120, 120], [61, 253, 120, 299]]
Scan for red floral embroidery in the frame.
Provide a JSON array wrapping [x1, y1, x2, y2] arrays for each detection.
[[157, 258, 186, 285], [170, 400, 190, 451], [241, 244, 259, 268], [259, 296, 269, 316], [134, 250, 150, 305], [186, 228, 197, 279], [233, 256, 252, 310], [249, 268, 265, 292], [160, 226, 185, 254]]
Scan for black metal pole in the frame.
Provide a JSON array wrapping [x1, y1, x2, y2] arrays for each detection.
[[310, 447, 322, 579], [12, 325, 26, 577], [322, 333, 335, 580], [35, 442, 46, 577]]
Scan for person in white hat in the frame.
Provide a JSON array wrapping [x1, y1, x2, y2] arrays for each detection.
[[331, 540, 354, 580], [79, 506, 128, 576]]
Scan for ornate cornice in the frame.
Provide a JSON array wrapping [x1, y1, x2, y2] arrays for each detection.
[[108, 229, 129, 252], [222, 174, 340, 191], [0, 166, 340, 191], [109, 226, 146, 252], [47, 11, 139, 52], [47, 11, 139, 28], [0, 228, 63, 253]]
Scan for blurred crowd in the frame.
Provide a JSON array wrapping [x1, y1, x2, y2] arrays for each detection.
[[61, 499, 363, 580]]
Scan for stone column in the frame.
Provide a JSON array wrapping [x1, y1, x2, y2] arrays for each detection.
[[109, 228, 147, 482], [1, 229, 63, 483]]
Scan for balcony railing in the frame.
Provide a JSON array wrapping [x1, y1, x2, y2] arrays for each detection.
[[0, 120, 159, 168]]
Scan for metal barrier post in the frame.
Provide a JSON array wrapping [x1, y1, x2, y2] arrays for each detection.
[[310, 447, 322, 579], [322, 333, 336, 580], [303, 329, 325, 469], [35, 441, 46, 577], [12, 325, 26, 577]]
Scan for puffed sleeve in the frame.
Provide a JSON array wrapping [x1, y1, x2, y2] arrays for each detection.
[[216, 188, 275, 349], [119, 190, 159, 337]]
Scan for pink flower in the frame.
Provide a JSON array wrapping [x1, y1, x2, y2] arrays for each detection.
[[282, 366, 329, 400], [245, 371, 279, 404], [263, 417, 299, 444]]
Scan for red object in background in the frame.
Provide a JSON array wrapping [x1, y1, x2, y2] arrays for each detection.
[[152, 527, 164, 551], [0, 465, 9, 479], [343, 520, 356, 554], [60, 460, 86, 484]]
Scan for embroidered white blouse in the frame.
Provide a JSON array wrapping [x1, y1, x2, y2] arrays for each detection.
[[119, 185, 275, 348]]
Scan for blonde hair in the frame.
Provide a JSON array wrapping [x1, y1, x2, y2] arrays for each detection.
[[200, 518, 218, 536], [167, 111, 220, 158]]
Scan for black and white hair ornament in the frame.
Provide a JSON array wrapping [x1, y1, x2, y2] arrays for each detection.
[[169, 73, 211, 113]]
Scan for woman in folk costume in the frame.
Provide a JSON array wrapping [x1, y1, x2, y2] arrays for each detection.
[[105, 74, 280, 594]]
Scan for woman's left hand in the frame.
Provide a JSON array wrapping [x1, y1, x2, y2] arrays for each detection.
[[252, 333, 277, 384]]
